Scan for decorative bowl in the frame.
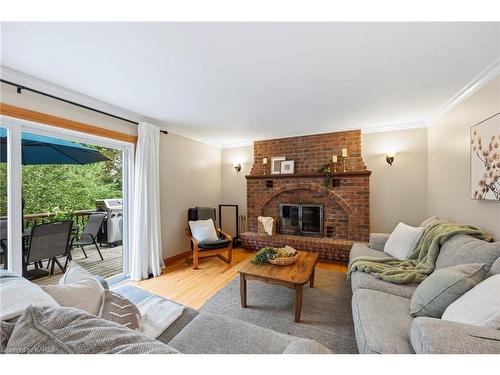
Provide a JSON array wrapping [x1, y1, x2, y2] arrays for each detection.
[[268, 252, 299, 266]]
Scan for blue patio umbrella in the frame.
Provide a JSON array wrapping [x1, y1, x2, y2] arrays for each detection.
[[0, 129, 110, 165]]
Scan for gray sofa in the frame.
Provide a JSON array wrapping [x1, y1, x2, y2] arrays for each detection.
[[349, 233, 500, 354], [0, 271, 331, 354], [114, 285, 331, 354]]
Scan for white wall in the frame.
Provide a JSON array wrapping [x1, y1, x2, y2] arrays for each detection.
[[160, 133, 221, 258], [362, 128, 428, 233], [221, 146, 253, 217], [1, 81, 222, 259], [1, 82, 137, 136], [428, 75, 500, 239]]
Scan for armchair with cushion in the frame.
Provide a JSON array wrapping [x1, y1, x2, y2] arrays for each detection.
[[185, 207, 232, 269]]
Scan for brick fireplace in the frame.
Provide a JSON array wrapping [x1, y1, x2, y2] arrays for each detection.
[[240, 130, 371, 262]]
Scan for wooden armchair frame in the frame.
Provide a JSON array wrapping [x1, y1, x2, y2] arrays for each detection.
[[185, 226, 233, 269]]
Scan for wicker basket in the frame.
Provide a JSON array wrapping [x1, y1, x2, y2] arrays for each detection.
[[268, 252, 299, 266]]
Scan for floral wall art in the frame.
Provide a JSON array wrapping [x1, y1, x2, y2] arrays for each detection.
[[470, 112, 500, 201]]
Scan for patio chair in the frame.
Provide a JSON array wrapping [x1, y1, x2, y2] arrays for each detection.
[[72, 213, 106, 260], [25, 221, 73, 279], [185, 207, 232, 269]]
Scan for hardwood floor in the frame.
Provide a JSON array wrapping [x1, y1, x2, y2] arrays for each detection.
[[127, 248, 347, 310]]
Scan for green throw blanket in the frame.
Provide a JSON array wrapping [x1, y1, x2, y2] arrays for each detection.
[[348, 222, 493, 284]]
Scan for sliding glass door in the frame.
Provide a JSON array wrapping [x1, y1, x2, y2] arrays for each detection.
[[0, 117, 133, 284]]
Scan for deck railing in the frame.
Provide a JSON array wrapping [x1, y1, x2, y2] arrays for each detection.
[[0, 209, 97, 235]]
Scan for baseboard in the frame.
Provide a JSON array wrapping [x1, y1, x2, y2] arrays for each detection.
[[163, 251, 191, 265]]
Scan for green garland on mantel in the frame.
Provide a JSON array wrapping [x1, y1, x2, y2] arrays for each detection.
[[318, 163, 334, 188]]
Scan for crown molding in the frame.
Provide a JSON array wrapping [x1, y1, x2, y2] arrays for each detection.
[[221, 141, 253, 149], [427, 56, 500, 125], [0, 65, 220, 148]]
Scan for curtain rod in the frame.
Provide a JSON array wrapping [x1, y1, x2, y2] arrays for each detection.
[[0, 79, 168, 135]]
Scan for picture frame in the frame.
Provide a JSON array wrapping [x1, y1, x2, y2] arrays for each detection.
[[271, 156, 286, 174], [280, 160, 295, 174], [470, 112, 500, 202]]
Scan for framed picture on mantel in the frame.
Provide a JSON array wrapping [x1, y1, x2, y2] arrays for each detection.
[[280, 160, 295, 174], [271, 156, 286, 174], [470, 112, 500, 201]]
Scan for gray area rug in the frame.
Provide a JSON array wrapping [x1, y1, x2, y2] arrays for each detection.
[[201, 268, 358, 353]]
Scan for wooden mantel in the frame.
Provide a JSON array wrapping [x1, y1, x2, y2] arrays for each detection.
[[245, 170, 372, 179]]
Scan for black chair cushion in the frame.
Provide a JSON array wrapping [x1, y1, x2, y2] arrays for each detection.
[[198, 239, 231, 250]]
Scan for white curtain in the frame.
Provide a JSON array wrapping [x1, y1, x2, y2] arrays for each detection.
[[130, 122, 164, 281]]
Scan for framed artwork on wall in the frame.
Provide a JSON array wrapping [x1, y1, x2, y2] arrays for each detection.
[[470, 112, 500, 201], [280, 160, 295, 174], [271, 156, 286, 174]]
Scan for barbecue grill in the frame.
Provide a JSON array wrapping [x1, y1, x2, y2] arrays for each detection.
[[95, 199, 123, 246]]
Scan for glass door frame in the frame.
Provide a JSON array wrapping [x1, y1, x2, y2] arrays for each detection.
[[0, 115, 135, 282]]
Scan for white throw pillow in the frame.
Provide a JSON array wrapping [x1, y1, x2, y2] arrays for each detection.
[[0, 272, 59, 321], [59, 261, 98, 285], [442, 274, 500, 329], [41, 279, 104, 316], [384, 223, 425, 260], [188, 219, 219, 242]]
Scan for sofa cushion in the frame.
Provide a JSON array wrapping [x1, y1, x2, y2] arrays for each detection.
[[487, 256, 500, 276], [368, 233, 391, 251], [410, 263, 487, 318], [442, 274, 500, 329], [384, 223, 424, 260], [0, 269, 59, 321], [59, 261, 99, 285], [351, 289, 414, 354], [199, 238, 231, 250], [349, 242, 391, 264], [168, 312, 331, 354], [4, 305, 178, 354], [411, 317, 500, 354], [350, 271, 418, 299], [435, 234, 500, 272], [41, 278, 104, 316]]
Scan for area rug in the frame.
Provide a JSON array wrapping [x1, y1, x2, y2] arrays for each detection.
[[201, 268, 358, 353]]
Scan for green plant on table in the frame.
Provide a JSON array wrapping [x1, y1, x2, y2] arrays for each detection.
[[252, 247, 278, 265]]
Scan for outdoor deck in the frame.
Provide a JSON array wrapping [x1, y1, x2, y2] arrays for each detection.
[[31, 244, 123, 285]]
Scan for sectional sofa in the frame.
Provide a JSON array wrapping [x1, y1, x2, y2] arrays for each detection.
[[349, 231, 500, 354]]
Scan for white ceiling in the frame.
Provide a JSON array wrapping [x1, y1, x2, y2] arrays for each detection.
[[1, 22, 499, 147]]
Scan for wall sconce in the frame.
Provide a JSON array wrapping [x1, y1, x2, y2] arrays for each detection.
[[233, 162, 242, 172], [386, 152, 396, 166]]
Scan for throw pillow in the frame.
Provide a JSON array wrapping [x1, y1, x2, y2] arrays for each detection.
[[384, 223, 425, 260], [410, 263, 487, 318], [58, 261, 98, 285], [4, 305, 178, 354], [41, 278, 104, 316], [100, 290, 141, 330], [442, 274, 500, 329], [0, 269, 59, 321], [188, 219, 219, 242]]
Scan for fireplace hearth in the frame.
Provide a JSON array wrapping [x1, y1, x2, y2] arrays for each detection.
[[280, 203, 323, 237]]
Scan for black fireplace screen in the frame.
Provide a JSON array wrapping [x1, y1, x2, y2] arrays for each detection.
[[279, 203, 323, 236]]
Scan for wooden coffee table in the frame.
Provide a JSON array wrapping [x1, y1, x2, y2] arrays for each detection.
[[236, 251, 319, 323]]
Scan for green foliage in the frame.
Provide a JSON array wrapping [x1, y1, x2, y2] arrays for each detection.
[[252, 247, 278, 265], [318, 163, 333, 188], [0, 144, 122, 217]]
